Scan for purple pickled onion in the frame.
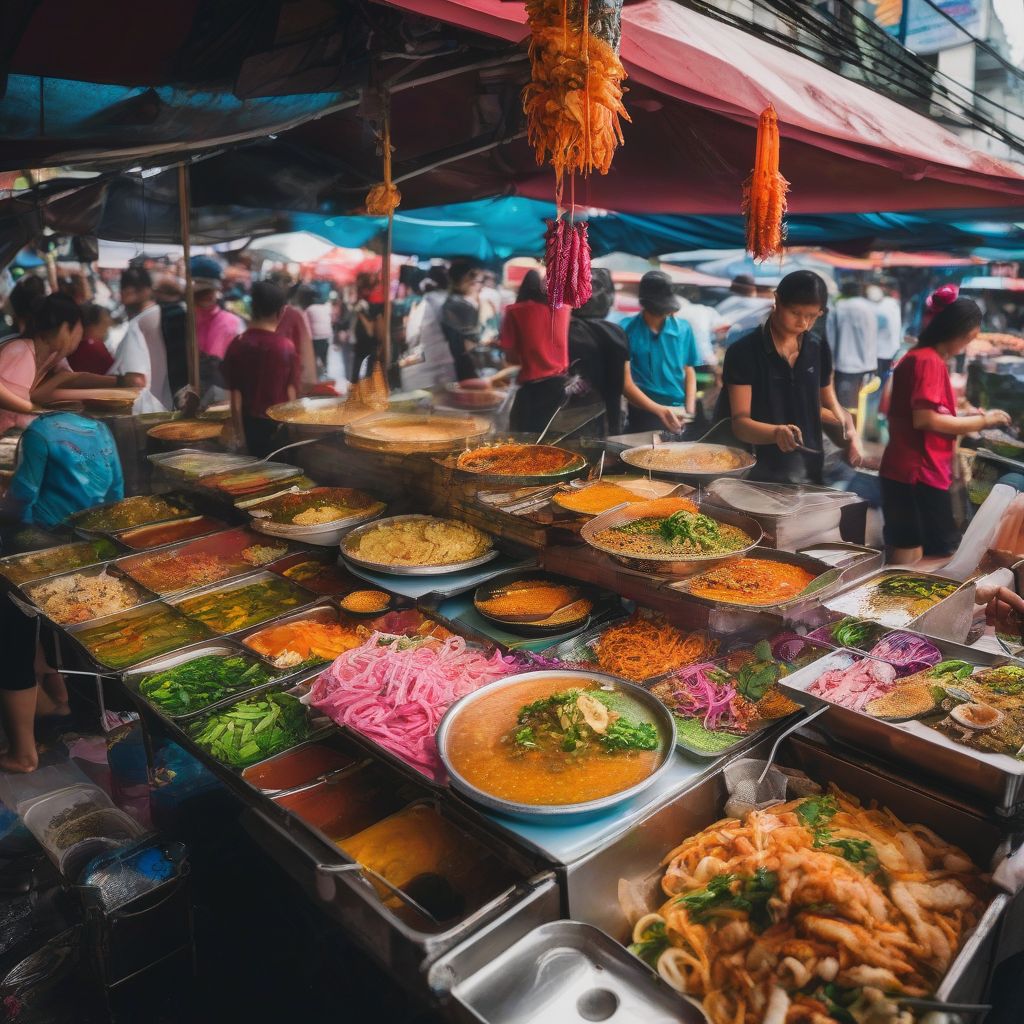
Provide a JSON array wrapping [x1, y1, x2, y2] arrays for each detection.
[[867, 632, 941, 678], [669, 662, 737, 731], [770, 632, 814, 661]]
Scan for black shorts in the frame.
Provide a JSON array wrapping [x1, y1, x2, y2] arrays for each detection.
[[2, 594, 38, 692], [881, 477, 960, 555]]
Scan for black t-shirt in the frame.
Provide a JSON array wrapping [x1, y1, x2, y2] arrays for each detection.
[[568, 317, 629, 435], [715, 323, 832, 484]]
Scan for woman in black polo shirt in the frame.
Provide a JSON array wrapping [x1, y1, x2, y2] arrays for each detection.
[[715, 271, 863, 483]]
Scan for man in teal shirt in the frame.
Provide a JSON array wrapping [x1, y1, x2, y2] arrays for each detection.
[[621, 271, 698, 433]]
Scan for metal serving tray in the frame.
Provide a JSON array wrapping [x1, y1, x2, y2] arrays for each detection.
[[147, 448, 258, 482], [166, 570, 318, 637], [67, 490, 199, 538], [17, 562, 158, 630], [557, 733, 1009, 1008], [114, 526, 298, 597], [580, 500, 763, 577], [110, 514, 230, 552], [62, 600, 215, 673], [822, 567, 976, 641], [667, 547, 840, 612], [240, 788, 559, 992], [618, 440, 755, 481], [451, 444, 588, 487], [236, 601, 349, 671], [0, 536, 125, 588], [777, 640, 1024, 815], [342, 515, 500, 577], [433, 920, 693, 1024], [121, 642, 288, 722]]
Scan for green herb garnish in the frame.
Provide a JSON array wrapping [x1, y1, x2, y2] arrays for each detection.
[[876, 575, 956, 601], [678, 868, 777, 932], [658, 510, 722, 551], [797, 796, 883, 878], [628, 920, 670, 969]]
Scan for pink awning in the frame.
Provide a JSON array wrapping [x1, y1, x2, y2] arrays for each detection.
[[382, 0, 1024, 213]]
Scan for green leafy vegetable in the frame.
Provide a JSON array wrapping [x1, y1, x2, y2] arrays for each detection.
[[187, 691, 311, 767], [139, 654, 277, 717], [678, 868, 777, 932], [832, 618, 884, 650], [798, 796, 883, 878], [734, 654, 781, 702], [628, 920, 670, 969], [602, 720, 659, 752], [658, 511, 723, 552], [932, 660, 973, 680], [876, 575, 956, 601], [796, 795, 839, 830]]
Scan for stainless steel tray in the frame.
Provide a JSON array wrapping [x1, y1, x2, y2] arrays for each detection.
[[667, 547, 839, 612], [433, 920, 694, 1023], [342, 515, 499, 577], [619, 441, 755, 481], [236, 601, 348, 671], [69, 491, 198, 539], [18, 562, 158, 629], [561, 732, 1009, 1008], [166, 570, 318, 636], [241, 789, 559, 988], [121, 642, 289, 722], [777, 640, 1024, 814], [580, 500, 763, 576], [147, 448, 258, 482], [0, 536, 125, 587], [823, 567, 974, 639], [63, 600, 215, 673], [110, 514, 229, 552]]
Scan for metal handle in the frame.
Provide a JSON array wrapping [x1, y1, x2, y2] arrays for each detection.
[[261, 433, 341, 462], [757, 706, 828, 785]]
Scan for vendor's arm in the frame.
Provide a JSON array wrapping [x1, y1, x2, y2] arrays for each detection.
[[727, 383, 803, 453], [912, 407, 1010, 435], [684, 365, 696, 417], [0, 381, 33, 417], [623, 363, 682, 432], [820, 382, 863, 465]]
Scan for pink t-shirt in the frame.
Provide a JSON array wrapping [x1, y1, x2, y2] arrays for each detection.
[[0, 339, 38, 433], [197, 305, 243, 360]]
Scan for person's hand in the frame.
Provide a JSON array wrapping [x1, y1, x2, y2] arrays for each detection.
[[845, 433, 865, 468], [985, 586, 1024, 639], [984, 409, 1012, 429], [657, 406, 682, 433], [773, 424, 803, 453]]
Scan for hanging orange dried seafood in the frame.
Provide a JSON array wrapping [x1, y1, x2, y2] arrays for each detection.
[[742, 105, 789, 262], [523, 0, 629, 181]]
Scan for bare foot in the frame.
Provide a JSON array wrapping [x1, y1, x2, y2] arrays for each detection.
[[0, 752, 38, 773]]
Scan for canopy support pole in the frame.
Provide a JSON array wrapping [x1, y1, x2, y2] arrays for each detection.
[[178, 162, 199, 400]]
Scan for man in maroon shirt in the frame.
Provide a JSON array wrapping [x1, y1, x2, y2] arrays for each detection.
[[222, 281, 301, 456]]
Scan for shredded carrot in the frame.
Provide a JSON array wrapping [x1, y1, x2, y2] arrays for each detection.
[[594, 613, 717, 682]]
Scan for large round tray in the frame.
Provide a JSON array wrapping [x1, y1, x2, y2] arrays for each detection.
[[472, 569, 595, 637], [619, 441, 755, 480], [340, 514, 498, 577], [581, 498, 763, 576], [455, 444, 588, 486], [344, 412, 490, 454], [436, 669, 676, 823], [266, 397, 376, 436]]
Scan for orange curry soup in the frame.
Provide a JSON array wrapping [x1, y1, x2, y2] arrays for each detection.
[[446, 676, 662, 806]]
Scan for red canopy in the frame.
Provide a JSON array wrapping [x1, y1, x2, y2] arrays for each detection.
[[383, 0, 1024, 213]]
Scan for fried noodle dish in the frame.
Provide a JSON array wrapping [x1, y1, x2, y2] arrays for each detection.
[[350, 518, 491, 567], [629, 789, 990, 1024], [594, 613, 716, 682], [629, 444, 749, 473], [456, 443, 580, 477]]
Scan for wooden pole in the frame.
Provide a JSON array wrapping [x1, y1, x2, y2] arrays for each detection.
[[382, 209, 393, 377], [177, 162, 199, 398]]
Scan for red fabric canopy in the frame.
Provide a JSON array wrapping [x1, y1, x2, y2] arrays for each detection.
[[383, 0, 1024, 213]]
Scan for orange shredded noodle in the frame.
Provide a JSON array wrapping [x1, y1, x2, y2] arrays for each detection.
[[742, 105, 789, 262]]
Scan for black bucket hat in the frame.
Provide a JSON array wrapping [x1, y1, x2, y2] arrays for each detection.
[[638, 270, 680, 315]]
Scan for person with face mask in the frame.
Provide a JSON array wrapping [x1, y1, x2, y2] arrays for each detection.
[[716, 270, 863, 484]]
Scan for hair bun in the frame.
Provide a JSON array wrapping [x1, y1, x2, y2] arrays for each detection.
[[926, 283, 959, 313]]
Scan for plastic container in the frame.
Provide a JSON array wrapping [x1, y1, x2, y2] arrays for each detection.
[[0, 760, 95, 816]]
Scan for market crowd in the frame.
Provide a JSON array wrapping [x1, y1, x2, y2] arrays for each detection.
[[0, 250, 1013, 771]]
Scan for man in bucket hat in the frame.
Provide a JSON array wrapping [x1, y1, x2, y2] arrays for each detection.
[[621, 270, 698, 433]]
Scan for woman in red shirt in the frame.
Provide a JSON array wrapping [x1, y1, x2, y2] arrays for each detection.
[[67, 303, 114, 375], [880, 297, 1009, 563], [501, 270, 570, 434]]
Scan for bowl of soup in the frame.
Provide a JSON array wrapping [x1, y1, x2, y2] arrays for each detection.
[[436, 671, 676, 822]]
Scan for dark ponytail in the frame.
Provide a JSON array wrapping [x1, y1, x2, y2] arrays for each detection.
[[917, 298, 982, 349], [8, 276, 46, 335]]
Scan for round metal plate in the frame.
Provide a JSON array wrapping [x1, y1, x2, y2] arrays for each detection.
[[619, 441, 755, 480]]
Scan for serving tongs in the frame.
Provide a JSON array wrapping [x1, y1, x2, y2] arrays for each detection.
[[270, 757, 373, 801]]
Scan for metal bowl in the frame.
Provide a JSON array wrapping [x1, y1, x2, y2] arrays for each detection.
[[341, 514, 498, 577], [472, 570, 595, 638], [266, 397, 377, 436], [581, 499, 763, 577], [454, 443, 588, 487], [248, 487, 386, 546], [437, 670, 676, 823], [619, 441, 755, 480]]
